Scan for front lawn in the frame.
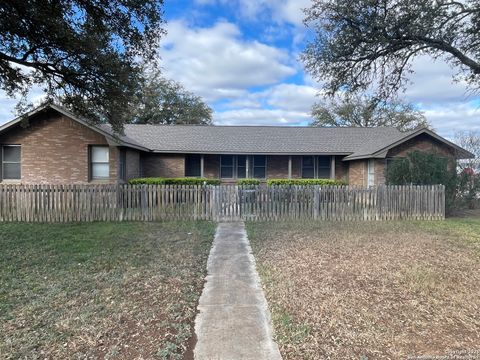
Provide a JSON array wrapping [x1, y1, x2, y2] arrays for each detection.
[[0, 221, 215, 359], [247, 218, 480, 359]]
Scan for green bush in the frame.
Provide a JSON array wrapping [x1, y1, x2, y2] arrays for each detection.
[[237, 179, 261, 186], [266, 179, 346, 186], [457, 169, 480, 209], [386, 151, 457, 211], [128, 177, 220, 185]]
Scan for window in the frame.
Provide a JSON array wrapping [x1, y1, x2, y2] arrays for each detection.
[[302, 156, 332, 179], [317, 156, 331, 178], [2, 145, 21, 180], [90, 146, 109, 180], [219, 155, 267, 179], [237, 155, 247, 179], [367, 159, 375, 187], [220, 155, 234, 178], [185, 154, 202, 177], [119, 149, 127, 181], [253, 155, 266, 179], [302, 156, 315, 178]]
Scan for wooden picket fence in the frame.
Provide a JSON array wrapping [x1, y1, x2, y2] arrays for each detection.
[[0, 184, 445, 222]]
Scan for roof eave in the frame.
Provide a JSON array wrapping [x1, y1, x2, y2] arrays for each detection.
[[343, 153, 386, 161], [371, 127, 474, 159], [0, 103, 150, 152], [149, 150, 354, 156], [344, 127, 475, 161]]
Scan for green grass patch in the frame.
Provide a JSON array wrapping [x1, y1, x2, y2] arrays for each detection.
[[0, 221, 215, 359]]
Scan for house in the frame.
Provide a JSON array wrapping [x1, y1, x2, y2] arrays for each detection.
[[0, 103, 473, 186]]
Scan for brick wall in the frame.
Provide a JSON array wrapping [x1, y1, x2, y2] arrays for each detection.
[[0, 111, 120, 184], [203, 154, 220, 178], [266, 155, 289, 178], [387, 133, 455, 158], [346, 134, 457, 187], [335, 157, 349, 182], [348, 160, 366, 186], [125, 149, 141, 180], [141, 153, 185, 178], [374, 159, 386, 186]]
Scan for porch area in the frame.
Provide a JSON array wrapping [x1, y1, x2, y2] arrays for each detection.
[[140, 153, 349, 183]]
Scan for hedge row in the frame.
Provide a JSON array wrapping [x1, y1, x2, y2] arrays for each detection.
[[128, 177, 221, 185], [237, 179, 261, 185], [128, 177, 346, 186], [267, 179, 346, 186]]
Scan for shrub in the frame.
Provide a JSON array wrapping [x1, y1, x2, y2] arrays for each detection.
[[386, 151, 457, 212], [237, 179, 261, 186], [128, 177, 220, 185], [266, 179, 346, 186], [457, 169, 480, 209]]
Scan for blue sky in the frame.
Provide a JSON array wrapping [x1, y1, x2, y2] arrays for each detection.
[[1, 0, 479, 137]]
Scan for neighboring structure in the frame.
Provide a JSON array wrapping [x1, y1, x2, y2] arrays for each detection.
[[0, 104, 473, 186]]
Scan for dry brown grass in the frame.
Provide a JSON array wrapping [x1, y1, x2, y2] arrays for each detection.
[[247, 218, 480, 360]]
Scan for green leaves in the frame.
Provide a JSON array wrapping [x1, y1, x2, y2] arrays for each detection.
[[0, 0, 165, 131], [303, 0, 480, 100], [311, 94, 429, 131], [237, 179, 261, 186], [266, 179, 346, 186], [386, 150, 458, 211], [128, 177, 221, 185], [386, 151, 454, 186], [130, 72, 213, 125]]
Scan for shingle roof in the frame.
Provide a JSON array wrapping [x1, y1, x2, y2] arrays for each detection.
[[99, 124, 407, 157], [2, 104, 473, 159]]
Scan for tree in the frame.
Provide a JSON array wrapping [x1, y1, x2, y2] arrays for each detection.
[[310, 94, 429, 131], [0, 0, 165, 132], [302, 0, 480, 99], [130, 73, 213, 125], [454, 130, 480, 172]]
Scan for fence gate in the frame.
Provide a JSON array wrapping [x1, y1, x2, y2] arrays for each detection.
[[212, 185, 242, 221]]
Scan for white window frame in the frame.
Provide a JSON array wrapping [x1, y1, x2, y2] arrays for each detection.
[[90, 145, 110, 181], [2, 145, 21, 181], [367, 159, 375, 187]]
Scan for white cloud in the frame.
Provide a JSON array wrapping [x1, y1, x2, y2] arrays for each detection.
[[262, 83, 317, 111], [214, 108, 312, 125], [194, 0, 311, 26], [405, 56, 472, 104], [0, 85, 46, 124], [275, 0, 311, 26], [214, 83, 317, 125], [160, 20, 296, 102], [422, 101, 480, 137]]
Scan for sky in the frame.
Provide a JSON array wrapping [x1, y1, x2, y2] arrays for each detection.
[[1, 0, 479, 138]]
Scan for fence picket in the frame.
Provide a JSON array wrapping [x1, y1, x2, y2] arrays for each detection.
[[0, 184, 445, 222]]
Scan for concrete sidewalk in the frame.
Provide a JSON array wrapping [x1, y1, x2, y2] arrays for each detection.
[[194, 222, 282, 360]]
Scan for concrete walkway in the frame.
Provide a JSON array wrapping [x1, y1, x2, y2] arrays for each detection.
[[194, 222, 282, 360]]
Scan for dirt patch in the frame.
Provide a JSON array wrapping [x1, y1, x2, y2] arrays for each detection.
[[248, 219, 480, 360]]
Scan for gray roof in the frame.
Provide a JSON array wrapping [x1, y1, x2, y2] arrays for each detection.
[[1, 104, 474, 159], [103, 124, 408, 158]]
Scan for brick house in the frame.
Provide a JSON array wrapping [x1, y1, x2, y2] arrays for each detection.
[[0, 104, 473, 186]]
